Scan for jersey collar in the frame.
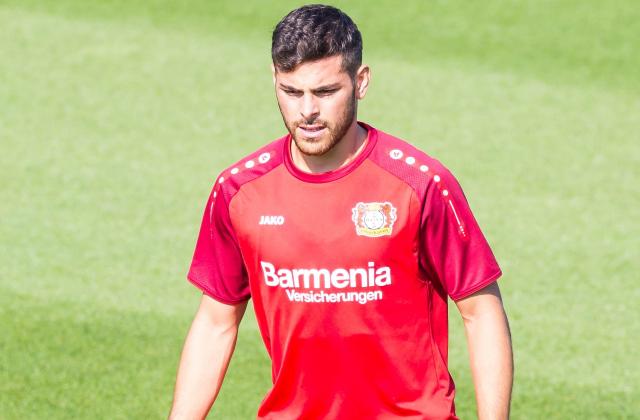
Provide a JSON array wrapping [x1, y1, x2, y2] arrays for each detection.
[[283, 121, 378, 183]]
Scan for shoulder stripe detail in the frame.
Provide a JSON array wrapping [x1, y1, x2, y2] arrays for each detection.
[[209, 136, 287, 208], [368, 128, 468, 239]]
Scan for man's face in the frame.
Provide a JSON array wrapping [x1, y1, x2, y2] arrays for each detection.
[[273, 55, 362, 156]]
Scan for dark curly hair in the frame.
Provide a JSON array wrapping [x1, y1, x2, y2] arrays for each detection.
[[271, 4, 363, 78]]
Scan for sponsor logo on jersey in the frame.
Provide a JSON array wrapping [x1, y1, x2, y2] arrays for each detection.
[[351, 202, 397, 237], [261, 261, 391, 289], [259, 215, 285, 225], [260, 261, 391, 304]]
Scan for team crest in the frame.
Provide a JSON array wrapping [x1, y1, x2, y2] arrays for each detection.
[[351, 202, 397, 237]]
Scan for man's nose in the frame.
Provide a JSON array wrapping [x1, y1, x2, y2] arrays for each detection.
[[300, 94, 319, 121]]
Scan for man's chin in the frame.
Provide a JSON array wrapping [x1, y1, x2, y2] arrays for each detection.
[[293, 137, 334, 157]]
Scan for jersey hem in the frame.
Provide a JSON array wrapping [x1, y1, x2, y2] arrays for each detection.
[[186, 272, 251, 305], [449, 269, 502, 301]]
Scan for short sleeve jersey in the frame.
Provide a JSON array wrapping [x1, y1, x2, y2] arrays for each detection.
[[188, 122, 502, 419]]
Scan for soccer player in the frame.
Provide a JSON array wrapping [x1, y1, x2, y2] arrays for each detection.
[[169, 4, 513, 420]]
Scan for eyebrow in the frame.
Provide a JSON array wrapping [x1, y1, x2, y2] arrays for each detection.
[[278, 83, 342, 93]]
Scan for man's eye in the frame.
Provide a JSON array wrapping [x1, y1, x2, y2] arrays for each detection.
[[283, 89, 302, 97], [316, 89, 337, 96]]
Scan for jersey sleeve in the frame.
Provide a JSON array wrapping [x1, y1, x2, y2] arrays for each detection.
[[187, 182, 250, 304], [419, 166, 502, 301]]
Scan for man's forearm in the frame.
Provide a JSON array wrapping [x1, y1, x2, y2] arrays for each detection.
[[169, 298, 245, 420], [463, 301, 513, 420]]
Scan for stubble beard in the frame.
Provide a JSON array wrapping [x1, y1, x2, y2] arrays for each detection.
[[280, 89, 357, 157]]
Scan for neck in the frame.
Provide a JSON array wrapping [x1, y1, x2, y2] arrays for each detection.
[[291, 120, 368, 174]]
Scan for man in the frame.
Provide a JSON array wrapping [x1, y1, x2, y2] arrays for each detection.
[[170, 4, 513, 420]]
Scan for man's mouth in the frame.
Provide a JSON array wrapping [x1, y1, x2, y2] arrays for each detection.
[[297, 124, 326, 138]]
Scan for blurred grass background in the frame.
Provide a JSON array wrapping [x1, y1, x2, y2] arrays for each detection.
[[1, 1, 638, 418]]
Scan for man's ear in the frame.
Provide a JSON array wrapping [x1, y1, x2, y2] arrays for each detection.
[[271, 64, 277, 85], [355, 65, 371, 100]]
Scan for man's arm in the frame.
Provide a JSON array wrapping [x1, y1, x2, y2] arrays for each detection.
[[455, 282, 513, 420], [169, 294, 248, 420]]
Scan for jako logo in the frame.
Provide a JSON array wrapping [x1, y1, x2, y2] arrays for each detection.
[[259, 215, 285, 225]]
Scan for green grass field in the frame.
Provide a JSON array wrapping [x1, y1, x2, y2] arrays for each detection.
[[1, 1, 638, 418]]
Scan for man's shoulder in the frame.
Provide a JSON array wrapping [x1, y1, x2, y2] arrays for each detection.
[[221, 135, 287, 177], [210, 134, 288, 201], [369, 127, 452, 194]]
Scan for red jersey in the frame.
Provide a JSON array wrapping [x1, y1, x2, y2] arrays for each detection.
[[188, 122, 501, 419]]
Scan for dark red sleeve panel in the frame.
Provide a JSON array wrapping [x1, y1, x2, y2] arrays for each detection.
[[419, 166, 502, 301], [187, 183, 250, 304]]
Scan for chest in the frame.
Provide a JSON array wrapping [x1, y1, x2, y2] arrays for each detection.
[[229, 167, 419, 268]]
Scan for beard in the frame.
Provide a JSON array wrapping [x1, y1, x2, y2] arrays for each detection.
[[279, 88, 357, 157]]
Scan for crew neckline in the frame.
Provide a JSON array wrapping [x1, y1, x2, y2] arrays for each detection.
[[283, 121, 378, 183]]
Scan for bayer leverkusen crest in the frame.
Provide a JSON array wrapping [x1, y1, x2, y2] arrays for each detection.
[[351, 202, 397, 237]]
